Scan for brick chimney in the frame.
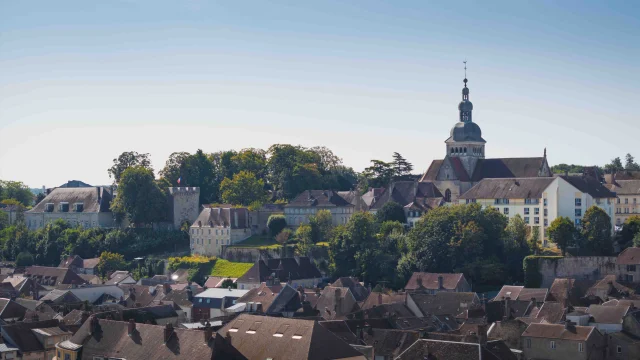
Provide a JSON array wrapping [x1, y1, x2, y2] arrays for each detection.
[[334, 288, 342, 313], [437, 275, 444, 290], [477, 324, 487, 346], [204, 322, 213, 343], [163, 323, 174, 344], [378, 292, 383, 305], [89, 315, 100, 334], [504, 297, 511, 321], [127, 318, 136, 336]]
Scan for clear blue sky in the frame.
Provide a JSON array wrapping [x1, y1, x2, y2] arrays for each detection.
[[1, 0, 638, 188]]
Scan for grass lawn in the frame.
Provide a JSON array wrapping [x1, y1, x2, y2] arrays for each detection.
[[210, 259, 254, 278], [316, 242, 329, 247]]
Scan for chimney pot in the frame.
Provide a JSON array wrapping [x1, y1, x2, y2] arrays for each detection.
[[204, 322, 213, 343], [164, 323, 174, 344], [128, 318, 136, 335]]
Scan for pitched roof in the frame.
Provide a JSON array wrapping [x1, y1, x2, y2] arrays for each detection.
[[332, 277, 370, 302], [2, 319, 61, 352], [409, 292, 479, 317], [362, 329, 420, 358], [204, 276, 237, 288], [360, 292, 406, 310], [315, 287, 358, 320], [217, 313, 366, 360], [267, 284, 303, 314], [404, 272, 465, 291], [105, 273, 133, 285], [493, 286, 547, 302], [0, 298, 28, 320], [159, 288, 203, 308], [587, 304, 629, 324], [396, 339, 483, 360], [471, 157, 548, 181], [559, 175, 617, 198], [237, 257, 321, 284], [68, 318, 218, 359], [535, 301, 566, 323], [522, 323, 595, 341], [285, 190, 356, 208], [617, 247, 640, 265], [191, 207, 249, 229], [40, 289, 82, 303], [28, 187, 112, 213], [605, 180, 640, 195], [24, 266, 87, 286], [236, 282, 283, 312], [62, 310, 90, 326], [370, 181, 444, 211], [459, 177, 555, 199], [317, 320, 359, 344]]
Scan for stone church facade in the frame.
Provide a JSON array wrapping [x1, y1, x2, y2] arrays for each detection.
[[419, 77, 552, 203]]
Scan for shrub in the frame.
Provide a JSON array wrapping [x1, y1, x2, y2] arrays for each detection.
[[16, 252, 34, 267], [267, 215, 287, 237]]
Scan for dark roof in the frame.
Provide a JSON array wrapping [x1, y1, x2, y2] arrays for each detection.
[[192, 207, 249, 229], [360, 292, 406, 310], [58, 180, 93, 188], [370, 181, 443, 211], [362, 329, 420, 358], [315, 287, 358, 320], [409, 292, 479, 317], [24, 266, 87, 286], [617, 247, 640, 265], [237, 282, 282, 311], [396, 339, 482, 360], [487, 320, 529, 350], [217, 314, 365, 360], [62, 310, 90, 326], [237, 257, 321, 284], [459, 177, 555, 199], [122, 305, 178, 324], [2, 319, 61, 352], [267, 284, 303, 314], [347, 303, 417, 322], [40, 289, 82, 303], [69, 318, 218, 359], [560, 175, 617, 198], [160, 288, 203, 308], [332, 277, 370, 302], [105, 273, 133, 285], [317, 320, 359, 344], [286, 190, 356, 208], [0, 298, 28, 320], [405, 272, 465, 291], [471, 158, 549, 181], [522, 323, 595, 341], [29, 187, 112, 213], [535, 301, 566, 323], [587, 304, 629, 324]]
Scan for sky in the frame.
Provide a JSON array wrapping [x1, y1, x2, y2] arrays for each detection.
[[1, 0, 639, 188]]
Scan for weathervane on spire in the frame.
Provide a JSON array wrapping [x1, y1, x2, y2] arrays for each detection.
[[463, 60, 468, 88]]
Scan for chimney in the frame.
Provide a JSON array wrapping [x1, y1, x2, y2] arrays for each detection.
[[438, 275, 444, 290], [163, 323, 174, 344], [127, 318, 136, 336], [335, 288, 342, 312], [187, 288, 193, 301], [163, 283, 171, 294], [504, 297, 511, 321], [477, 324, 487, 346], [204, 322, 213, 343], [89, 315, 100, 334], [565, 320, 574, 330], [378, 292, 383, 305]]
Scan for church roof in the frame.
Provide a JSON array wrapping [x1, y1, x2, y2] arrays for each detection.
[[446, 121, 486, 143], [470, 157, 547, 181]]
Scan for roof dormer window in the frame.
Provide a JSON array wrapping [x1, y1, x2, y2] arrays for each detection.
[[74, 203, 84, 212], [58, 202, 69, 212], [45, 203, 54, 212]]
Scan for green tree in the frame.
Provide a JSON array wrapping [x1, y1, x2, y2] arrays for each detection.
[[107, 151, 152, 184], [362, 160, 395, 188], [620, 216, 640, 249], [528, 226, 541, 254], [633, 232, 640, 247], [379, 221, 404, 238], [296, 224, 314, 256], [625, 153, 640, 171], [309, 209, 333, 243], [35, 192, 46, 205], [181, 149, 220, 204], [0, 211, 8, 231], [0, 181, 34, 207], [375, 201, 407, 224], [547, 217, 576, 256], [221, 278, 237, 289], [503, 215, 531, 282], [392, 152, 414, 178], [110, 166, 167, 226], [232, 149, 267, 179], [605, 157, 624, 174], [581, 206, 612, 255], [158, 151, 191, 185], [220, 171, 266, 206], [96, 251, 127, 278], [266, 144, 323, 200], [16, 251, 34, 267], [267, 215, 287, 237]]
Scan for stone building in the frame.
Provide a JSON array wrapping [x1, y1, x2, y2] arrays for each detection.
[[284, 190, 367, 228], [166, 187, 200, 229], [189, 206, 251, 256], [419, 77, 553, 203], [522, 323, 605, 360], [368, 181, 444, 227], [604, 172, 640, 226]]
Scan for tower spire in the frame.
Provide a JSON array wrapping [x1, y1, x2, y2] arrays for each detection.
[[464, 60, 467, 82]]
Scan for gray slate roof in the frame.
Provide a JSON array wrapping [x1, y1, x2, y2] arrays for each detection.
[[459, 177, 555, 199], [29, 187, 112, 213]]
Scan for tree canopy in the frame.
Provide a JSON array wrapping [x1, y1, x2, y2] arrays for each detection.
[[581, 206, 612, 255], [547, 217, 576, 256], [0, 180, 34, 207], [108, 151, 152, 184], [375, 201, 407, 224], [220, 171, 267, 206], [110, 166, 167, 226]]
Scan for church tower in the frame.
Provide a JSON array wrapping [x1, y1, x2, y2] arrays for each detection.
[[445, 74, 486, 177]]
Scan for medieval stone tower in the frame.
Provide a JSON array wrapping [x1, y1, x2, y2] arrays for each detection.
[[168, 187, 200, 230]]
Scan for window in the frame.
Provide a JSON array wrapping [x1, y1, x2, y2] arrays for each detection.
[[216, 239, 218, 245], [578, 342, 583, 352], [65, 354, 71, 360], [543, 198, 548, 206], [575, 198, 582, 206], [575, 209, 582, 217], [626, 274, 634, 282], [208, 239, 211, 245], [524, 208, 530, 215], [627, 265, 636, 272], [534, 208, 540, 215], [544, 219, 548, 226], [575, 219, 581, 226], [625, 198, 629, 204], [525, 198, 539, 204], [526, 338, 531, 348], [524, 217, 530, 224], [504, 208, 509, 215], [445, 189, 451, 203], [550, 340, 556, 349], [534, 217, 540, 224], [466, 199, 476, 204], [208, 229, 211, 235], [626, 208, 630, 214], [618, 345, 623, 353], [544, 208, 548, 216]]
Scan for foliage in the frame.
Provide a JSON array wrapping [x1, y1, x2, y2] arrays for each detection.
[[550, 164, 584, 174], [362, 160, 395, 188], [232, 149, 267, 180], [0, 180, 34, 207], [96, 252, 127, 278], [309, 209, 333, 243], [621, 216, 640, 249], [547, 217, 577, 256], [168, 254, 216, 271], [605, 157, 624, 174], [379, 221, 404, 238], [503, 215, 532, 282], [16, 251, 34, 267], [295, 224, 314, 256], [375, 201, 407, 224], [221, 278, 237, 289], [220, 171, 267, 206], [210, 259, 253, 278], [108, 151, 152, 184], [581, 206, 612, 255], [392, 152, 414, 178], [625, 153, 640, 171], [276, 229, 292, 245], [0, 211, 7, 231], [110, 166, 167, 226], [633, 232, 640, 247], [267, 215, 287, 237], [528, 226, 541, 254]]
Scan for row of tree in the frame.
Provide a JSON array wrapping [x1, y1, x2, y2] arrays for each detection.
[[0, 180, 34, 207], [551, 153, 640, 175], [547, 206, 613, 256]]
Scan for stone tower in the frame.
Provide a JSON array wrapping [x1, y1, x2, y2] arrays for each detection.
[[445, 76, 486, 177], [167, 187, 200, 230]]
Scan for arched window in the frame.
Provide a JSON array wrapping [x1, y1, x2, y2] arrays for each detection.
[[450, 147, 454, 154], [445, 189, 451, 202], [464, 147, 467, 154]]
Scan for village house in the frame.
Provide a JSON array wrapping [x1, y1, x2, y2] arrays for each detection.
[[23, 267, 87, 289], [1, 319, 71, 360], [236, 257, 322, 290], [189, 206, 251, 256], [604, 171, 640, 226], [368, 181, 444, 227], [284, 190, 367, 228], [521, 322, 605, 360], [57, 256, 100, 275], [191, 287, 249, 321]]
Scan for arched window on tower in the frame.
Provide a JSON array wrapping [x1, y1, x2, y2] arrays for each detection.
[[445, 189, 451, 203], [450, 147, 454, 155]]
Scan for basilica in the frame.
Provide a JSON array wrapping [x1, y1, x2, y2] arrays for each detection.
[[419, 77, 552, 203]]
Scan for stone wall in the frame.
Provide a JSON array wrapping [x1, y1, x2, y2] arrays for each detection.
[[538, 256, 617, 287], [168, 187, 200, 230]]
